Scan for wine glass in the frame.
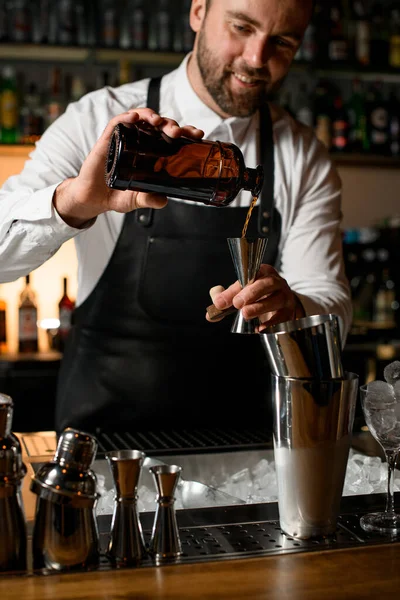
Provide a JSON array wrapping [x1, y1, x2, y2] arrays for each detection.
[[359, 382, 400, 534]]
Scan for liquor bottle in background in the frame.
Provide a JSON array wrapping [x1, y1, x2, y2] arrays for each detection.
[[370, 1, 389, 67], [58, 277, 75, 351], [300, 22, 317, 63], [389, 3, 400, 68], [352, 247, 377, 324], [347, 78, 369, 153], [173, 0, 194, 53], [0, 65, 18, 143], [18, 274, 39, 354], [351, 0, 370, 66], [0, 0, 7, 42], [120, 0, 147, 50], [99, 0, 119, 47], [331, 94, 349, 152], [314, 80, 333, 150], [19, 82, 45, 144], [327, 0, 349, 64], [45, 67, 65, 129], [293, 81, 314, 128], [0, 295, 7, 354], [388, 85, 400, 157], [372, 248, 397, 327], [148, 0, 172, 51], [8, 0, 31, 43], [365, 81, 390, 155]]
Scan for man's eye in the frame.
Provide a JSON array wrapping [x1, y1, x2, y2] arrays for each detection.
[[274, 38, 294, 49], [233, 23, 252, 34]]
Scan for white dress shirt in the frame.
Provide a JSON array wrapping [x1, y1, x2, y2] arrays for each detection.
[[0, 54, 352, 340]]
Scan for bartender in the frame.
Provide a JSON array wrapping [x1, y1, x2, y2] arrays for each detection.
[[0, 0, 351, 434]]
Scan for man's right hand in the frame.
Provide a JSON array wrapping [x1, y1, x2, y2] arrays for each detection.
[[53, 108, 204, 229]]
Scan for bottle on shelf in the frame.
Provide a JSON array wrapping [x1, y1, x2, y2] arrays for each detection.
[[293, 80, 314, 128], [352, 247, 377, 324], [0, 295, 7, 354], [18, 82, 45, 144], [351, 0, 371, 66], [18, 274, 39, 354], [372, 248, 397, 327], [173, 0, 194, 53], [365, 80, 390, 156], [99, 0, 119, 48], [148, 0, 172, 52], [370, 1, 389, 67], [0, 65, 18, 143], [57, 276, 75, 352], [314, 79, 333, 150], [327, 0, 349, 64], [347, 77, 369, 153], [119, 0, 147, 51], [389, 2, 400, 68], [45, 66, 65, 129], [388, 85, 400, 157], [331, 93, 350, 153]]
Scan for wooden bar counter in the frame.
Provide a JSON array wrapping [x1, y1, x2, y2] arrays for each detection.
[[1, 542, 400, 599], [1, 431, 399, 599]]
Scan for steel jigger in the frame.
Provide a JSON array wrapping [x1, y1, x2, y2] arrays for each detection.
[[106, 449, 147, 566], [148, 464, 182, 563], [227, 237, 268, 334]]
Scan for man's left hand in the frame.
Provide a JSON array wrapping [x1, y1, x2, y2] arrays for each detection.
[[206, 265, 305, 331]]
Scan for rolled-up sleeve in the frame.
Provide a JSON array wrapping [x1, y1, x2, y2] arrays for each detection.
[[276, 126, 352, 344]]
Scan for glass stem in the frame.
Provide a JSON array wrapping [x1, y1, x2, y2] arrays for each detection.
[[385, 450, 398, 514]]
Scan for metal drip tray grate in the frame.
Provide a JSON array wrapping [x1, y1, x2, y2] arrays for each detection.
[[93, 509, 399, 569], [94, 428, 273, 458]]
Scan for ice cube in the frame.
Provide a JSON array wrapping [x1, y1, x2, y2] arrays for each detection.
[[384, 361, 400, 386], [365, 380, 395, 408], [394, 380, 400, 401]]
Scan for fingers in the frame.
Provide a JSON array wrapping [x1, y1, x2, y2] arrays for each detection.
[[209, 285, 225, 302], [135, 191, 168, 210]]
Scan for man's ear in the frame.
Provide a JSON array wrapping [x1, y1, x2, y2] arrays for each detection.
[[190, 0, 207, 33]]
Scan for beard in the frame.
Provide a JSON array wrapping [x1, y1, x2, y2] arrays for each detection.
[[196, 27, 282, 117]]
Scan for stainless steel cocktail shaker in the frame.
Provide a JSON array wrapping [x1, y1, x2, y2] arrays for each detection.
[[30, 427, 100, 572], [0, 393, 27, 573]]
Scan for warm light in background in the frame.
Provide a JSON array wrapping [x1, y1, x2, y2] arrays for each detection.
[[0, 239, 78, 353]]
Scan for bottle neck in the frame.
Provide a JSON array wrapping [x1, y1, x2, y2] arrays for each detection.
[[243, 164, 264, 198]]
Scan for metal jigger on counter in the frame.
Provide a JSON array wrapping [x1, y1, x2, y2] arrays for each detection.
[[106, 449, 147, 566], [30, 427, 100, 573], [0, 393, 27, 573], [148, 464, 182, 563]]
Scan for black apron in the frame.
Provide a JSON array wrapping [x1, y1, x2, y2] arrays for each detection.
[[55, 78, 282, 434]]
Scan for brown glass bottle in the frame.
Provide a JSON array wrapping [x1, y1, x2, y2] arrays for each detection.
[[105, 121, 264, 207], [58, 276, 75, 351], [18, 274, 39, 354]]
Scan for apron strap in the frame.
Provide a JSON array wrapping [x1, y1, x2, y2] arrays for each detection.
[[258, 104, 275, 237]]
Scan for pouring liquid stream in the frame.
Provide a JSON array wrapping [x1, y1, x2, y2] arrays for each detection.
[[241, 194, 258, 238]]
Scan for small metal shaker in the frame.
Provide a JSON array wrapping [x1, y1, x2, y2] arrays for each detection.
[[30, 427, 100, 573], [0, 393, 27, 573], [148, 464, 182, 563], [106, 449, 147, 566]]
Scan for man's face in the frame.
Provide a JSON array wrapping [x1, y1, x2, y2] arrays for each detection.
[[189, 0, 313, 118]]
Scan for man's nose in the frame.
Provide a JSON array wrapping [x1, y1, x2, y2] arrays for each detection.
[[242, 37, 270, 69]]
